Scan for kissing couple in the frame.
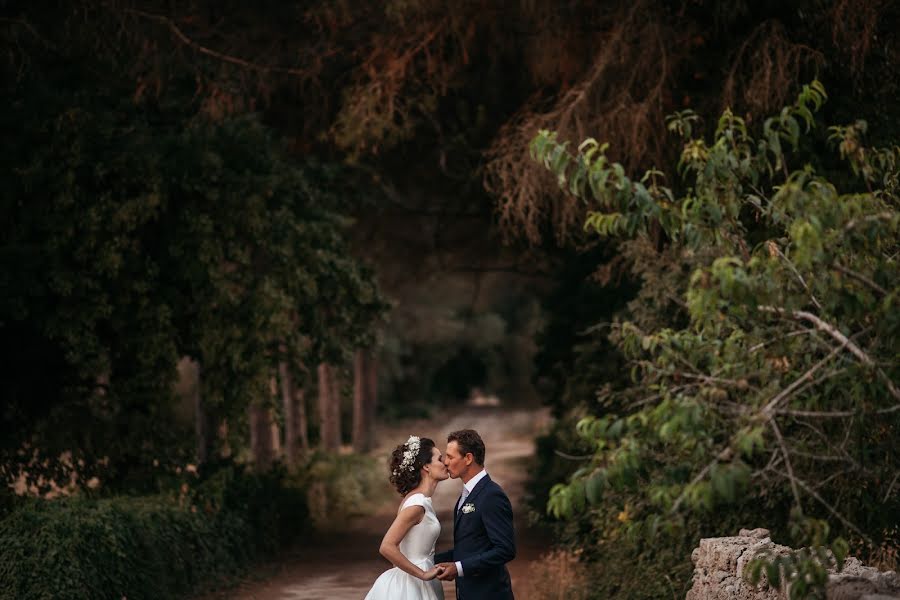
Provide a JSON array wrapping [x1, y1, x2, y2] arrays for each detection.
[[364, 429, 516, 600]]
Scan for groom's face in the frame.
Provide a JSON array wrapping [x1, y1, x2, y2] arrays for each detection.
[[443, 441, 472, 480]]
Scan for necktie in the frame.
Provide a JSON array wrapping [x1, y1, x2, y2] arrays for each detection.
[[457, 487, 469, 513]]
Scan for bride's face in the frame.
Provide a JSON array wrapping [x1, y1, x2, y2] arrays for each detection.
[[424, 447, 450, 481]]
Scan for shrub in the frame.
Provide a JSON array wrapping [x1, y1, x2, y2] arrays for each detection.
[[0, 465, 309, 600], [303, 452, 391, 527]]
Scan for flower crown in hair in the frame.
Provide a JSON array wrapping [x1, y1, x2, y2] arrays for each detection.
[[392, 436, 421, 476]]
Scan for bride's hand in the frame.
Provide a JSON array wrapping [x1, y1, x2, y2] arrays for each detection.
[[421, 565, 445, 581]]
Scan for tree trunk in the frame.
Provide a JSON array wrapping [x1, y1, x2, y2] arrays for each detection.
[[352, 350, 366, 452], [279, 361, 297, 466], [249, 403, 276, 470], [366, 352, 378, 445], [296, 384, 310, 452], [353, 350, 378, 453], [317, 362, 341, 451], [191, 360, 213, 466]]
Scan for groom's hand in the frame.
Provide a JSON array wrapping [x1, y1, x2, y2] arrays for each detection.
[[436, 562, 458, 581]]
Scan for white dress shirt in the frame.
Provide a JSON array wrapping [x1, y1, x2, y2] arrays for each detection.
[[455, 469, 489, 577]]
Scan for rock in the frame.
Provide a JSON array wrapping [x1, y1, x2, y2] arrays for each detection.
[[739, 528, 771, 539], [686, 529, 900, 600]]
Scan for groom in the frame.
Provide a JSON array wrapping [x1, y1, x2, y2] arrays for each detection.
[[435, 429, 516, 599]]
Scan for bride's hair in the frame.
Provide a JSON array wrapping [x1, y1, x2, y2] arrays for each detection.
[[388, 436, 435, 495]]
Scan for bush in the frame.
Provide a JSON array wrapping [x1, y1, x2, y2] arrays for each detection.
[[0, 465, 309, 600], [303, 452, 391, 527], [532, 84, 899, 598]]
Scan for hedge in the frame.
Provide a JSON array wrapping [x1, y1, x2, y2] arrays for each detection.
[[0, 465, 308, 600]]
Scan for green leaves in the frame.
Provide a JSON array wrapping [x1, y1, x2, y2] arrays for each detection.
[[0, 466, 310, 599], [2, 82, 387, 483], [746, 531, 848, 600], [530, 83, 900, 592]]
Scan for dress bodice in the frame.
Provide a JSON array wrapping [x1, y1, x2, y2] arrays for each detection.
[[364, 492, 444, 600], [398, 493, 441, 563]]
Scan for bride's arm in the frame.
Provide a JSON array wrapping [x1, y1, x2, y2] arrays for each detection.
[[379, 506, 436, 580]]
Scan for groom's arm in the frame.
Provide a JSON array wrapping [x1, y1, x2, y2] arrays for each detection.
[[459, 490, 516, 576], [434, 548, 454, 563]]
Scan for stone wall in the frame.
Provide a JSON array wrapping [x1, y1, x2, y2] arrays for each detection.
[[686, 528, 900, 600]]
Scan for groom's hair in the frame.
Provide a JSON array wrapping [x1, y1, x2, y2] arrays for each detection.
[[447, 429, 485, 465]]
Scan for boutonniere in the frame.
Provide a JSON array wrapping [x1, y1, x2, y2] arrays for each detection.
[[462, 503, 476, 514]]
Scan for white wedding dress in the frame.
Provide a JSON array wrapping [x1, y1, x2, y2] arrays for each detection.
[[365, 493, 444, 600]]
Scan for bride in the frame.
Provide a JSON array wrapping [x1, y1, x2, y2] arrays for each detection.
[[365, 435, 450, 600]]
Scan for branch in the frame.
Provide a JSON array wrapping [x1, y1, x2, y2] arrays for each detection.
[[553, 450, 593, 461], [833, 262, 888, 296], [773, 245, 821, 310], [122, 8, 307, 76], [670, 447, 733, 514], [775, 408, 854, 418], [789, 449, 855, 463], [770, 420, 802, 511], [1, 17, 57, 50], [761, 341, 847, 416], [627, 385, 695, 409], [885, 472, 900, 503], [773, 468, 871, 543], [758, 306, 900, 402], [749, 328, 817, 353], [662, 370, 758, 391]]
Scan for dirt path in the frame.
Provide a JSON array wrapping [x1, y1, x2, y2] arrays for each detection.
[[203, 406, 552, 600]]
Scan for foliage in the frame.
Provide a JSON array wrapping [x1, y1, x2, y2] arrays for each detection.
[[303, 452, 393, 527], [531, 83, 899, 596], [746, 515, 849, 600], [6, 1, 900, 246], [1, 52, 386, 488], [0, 465, 308, 600]]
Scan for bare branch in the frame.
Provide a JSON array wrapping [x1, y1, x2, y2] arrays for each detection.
[[627, 385, 694, 409], [833, 262, 888, 296], [770, 419, 802, 510], [772, 468, 871, 543], [776, 408, 854, 418], [749, 328, 817, 353], [121, 8, 307, 76], [885, 472, 900, 503], [1, 17, 57, 50], [773, 245, 821, 310], [789, 449, 855, 462], [761, 341, 847, 416], [758, 306, 900, 402], [660, 369, 758, 391]]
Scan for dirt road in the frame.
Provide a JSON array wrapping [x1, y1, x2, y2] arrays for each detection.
[[204, 406, 551, 600]]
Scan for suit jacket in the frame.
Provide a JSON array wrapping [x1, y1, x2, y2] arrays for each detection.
[[435, 473, 516, 600]]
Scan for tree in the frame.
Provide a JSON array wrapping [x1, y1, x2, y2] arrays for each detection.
[[317, 363, 341, 451], [0, 46, 386, 486], [532, 83, 899, 595], [279, 359, 309, 465], [352, 349, 378, 453], [7, 1, 898, 248]]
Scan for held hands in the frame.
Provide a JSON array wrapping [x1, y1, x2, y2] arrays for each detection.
[[435, 562, 458, 581], [421, 565, 446, 581]]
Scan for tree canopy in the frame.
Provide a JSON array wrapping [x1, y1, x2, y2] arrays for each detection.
[[1, 33, 386, 489]]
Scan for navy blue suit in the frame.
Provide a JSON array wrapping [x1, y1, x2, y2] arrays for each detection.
[[435, 474, 516, 600]]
